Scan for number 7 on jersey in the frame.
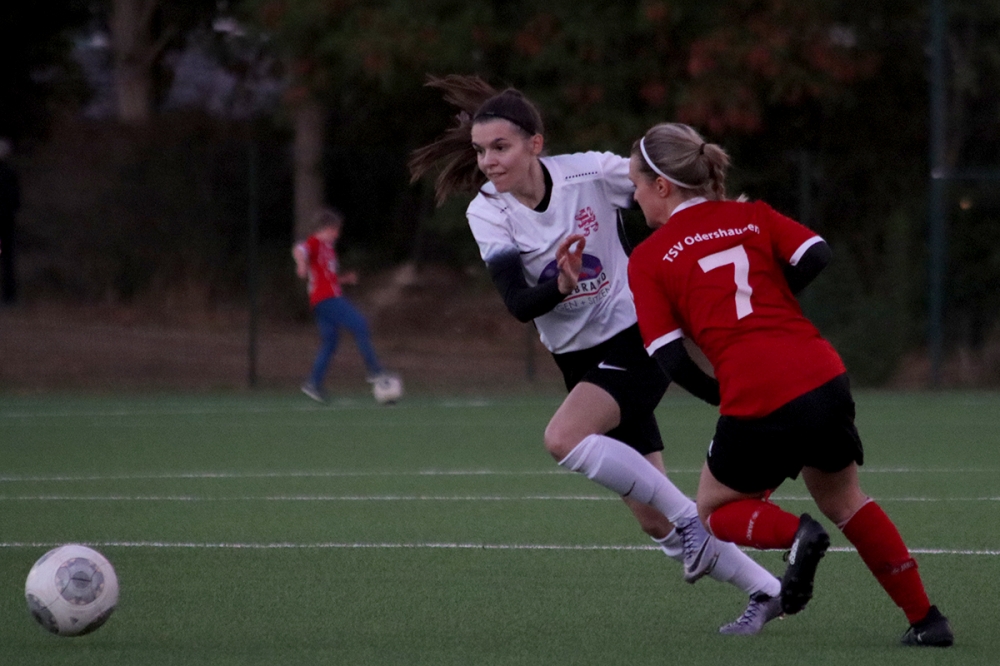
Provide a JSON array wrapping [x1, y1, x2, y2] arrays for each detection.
[[698, 245, 753, 319]]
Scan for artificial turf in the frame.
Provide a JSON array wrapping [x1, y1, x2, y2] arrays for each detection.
[[1, 391, 997, 664]]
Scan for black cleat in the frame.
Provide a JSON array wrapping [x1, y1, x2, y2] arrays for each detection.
[[901, 605, 953, 647], [779, 513, 830, 615]]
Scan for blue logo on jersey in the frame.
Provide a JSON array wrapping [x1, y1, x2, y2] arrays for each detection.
[[538, 253, 603, 283], [538, 254, 611, 312]]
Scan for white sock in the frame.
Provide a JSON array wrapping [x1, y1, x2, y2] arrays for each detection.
[[706, 541, 781, 597], [653, 529, 684, 563], [559, 434, 698, 524], [655, 529, 780, 597]]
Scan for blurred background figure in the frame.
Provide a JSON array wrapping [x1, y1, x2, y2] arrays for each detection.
[[0, 138, 20, 305], [293, 207, 388, 403]]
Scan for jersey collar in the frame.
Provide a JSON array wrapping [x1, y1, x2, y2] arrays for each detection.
[[670, 196, 708, 218]]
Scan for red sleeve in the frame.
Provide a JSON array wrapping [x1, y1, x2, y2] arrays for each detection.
[[759, 202, 823, 266], [304, 236, 320, 264], [628, 242, 684, 354]]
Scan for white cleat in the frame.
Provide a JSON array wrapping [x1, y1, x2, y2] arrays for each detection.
[[675, 515, 721, 584], [300, 382, 326, 403], [719, 593, 784, 636]]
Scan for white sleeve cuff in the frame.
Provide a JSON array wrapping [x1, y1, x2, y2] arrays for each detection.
[[646, 329, 684, 356], [789, 236, 825, 266]]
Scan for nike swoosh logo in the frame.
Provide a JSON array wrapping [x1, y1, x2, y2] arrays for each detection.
[[597, 361, 627, 371]]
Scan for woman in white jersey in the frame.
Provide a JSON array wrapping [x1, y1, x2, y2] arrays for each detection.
[[410, 75, 783, 635]]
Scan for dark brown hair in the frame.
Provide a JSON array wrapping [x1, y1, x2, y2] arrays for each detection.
[[630, 123, 730, 201], [409, 75, 544, 206], [311, 207, 344, 233]]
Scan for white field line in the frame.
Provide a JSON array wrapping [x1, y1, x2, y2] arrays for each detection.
[[3, 394, 998, 420], [1, 494, 999, 502], [1, 467, 998, 483], [0, 541, 996, 556], [0, 399, 503, 419], [0, 494, 613, 501], [0, 470, 569, 483]]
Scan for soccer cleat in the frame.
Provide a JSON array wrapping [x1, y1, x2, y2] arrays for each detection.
[[719, 592, 784, 636], [779, 513, 830, 615], [300, 382, 326, 403], [901, 605, 953, 647], [675, 515, 721, 584]]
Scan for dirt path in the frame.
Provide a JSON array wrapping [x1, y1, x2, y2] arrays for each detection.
[[0, 273, 564, 396]]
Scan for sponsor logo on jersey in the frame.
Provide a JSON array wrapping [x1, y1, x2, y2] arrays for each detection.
[[575, 207, 599, 236], [538, 253, 611, 311]]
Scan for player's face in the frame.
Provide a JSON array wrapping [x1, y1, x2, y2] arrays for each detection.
[[471, 119, 541, 193], [628, 155, 666, 228], [316, 225, 340, 243]]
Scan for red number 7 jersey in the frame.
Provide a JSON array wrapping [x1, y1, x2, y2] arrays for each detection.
[[628, 199, 845, 418]]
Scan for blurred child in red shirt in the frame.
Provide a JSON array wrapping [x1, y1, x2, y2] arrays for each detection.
[[293, 208, 386, 402]]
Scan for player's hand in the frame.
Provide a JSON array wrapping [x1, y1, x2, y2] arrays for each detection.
[[292, 246, 308, 279], [556, 234, 585, 295], [340, 270, 359, 286]]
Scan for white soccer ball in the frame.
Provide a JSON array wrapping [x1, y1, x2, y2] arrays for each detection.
[[25, 544, 119, 637], [372, 374, 403, 404]]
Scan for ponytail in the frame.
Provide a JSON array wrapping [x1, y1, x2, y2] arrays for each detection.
[[631, 123, 730, 201], [409, 75, 544, 206]]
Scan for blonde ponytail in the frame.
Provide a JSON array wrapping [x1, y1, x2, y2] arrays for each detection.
[[631, 123, 730, 201]]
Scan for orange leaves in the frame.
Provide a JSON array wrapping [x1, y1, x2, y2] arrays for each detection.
[[562, 83, 605, 107], [677, 85, 761, 135], [643, 1, 671, 25], [639, 80, 668, 107], [259, 0, 285, 29], [514, 13, 559, 58], [674, 0, 878, 134], [687, 35, 725, 77]]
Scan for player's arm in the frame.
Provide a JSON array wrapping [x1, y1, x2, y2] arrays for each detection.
[[651, 339, 721, 406], [782, 239, 832, 294], [487, 235, 584, 322], [486, 250, 568, 323], [292, 243, 309, 279]]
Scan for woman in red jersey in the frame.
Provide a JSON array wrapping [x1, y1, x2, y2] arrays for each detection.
[[411, 76, 786, 635], [625, 122, 952, 647]]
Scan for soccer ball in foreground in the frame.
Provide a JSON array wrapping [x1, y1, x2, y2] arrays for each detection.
[[25, 544, 119, 637], [372, 374, 404, 404]]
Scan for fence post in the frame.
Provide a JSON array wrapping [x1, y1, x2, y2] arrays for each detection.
[[247, 141, 260, 389]]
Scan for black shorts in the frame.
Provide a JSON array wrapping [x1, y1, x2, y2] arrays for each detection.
[[552, 324, 668, 456], [706, 373, 864, 494]]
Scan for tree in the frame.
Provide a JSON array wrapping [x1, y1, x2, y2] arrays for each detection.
[[0, 2, 89, 143], [104, 0, 222, 123], [240, 0, 491, 239], [110, 0, 160, 123]]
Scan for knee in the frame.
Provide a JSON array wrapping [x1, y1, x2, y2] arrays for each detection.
[[814, 489, 869, 526], [698, 505, 715, 533], [543, 418, 585, 462], [695, 490, 727, 535]]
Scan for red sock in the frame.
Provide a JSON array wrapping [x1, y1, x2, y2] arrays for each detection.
[[707, 499, 800, 549], [840, 501, 931, 624]]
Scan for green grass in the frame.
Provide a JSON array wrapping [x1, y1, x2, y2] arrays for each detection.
[[1, 391, 998, 664]]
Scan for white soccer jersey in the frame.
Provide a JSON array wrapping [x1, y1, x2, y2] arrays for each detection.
[[467, 151, 638, 353]]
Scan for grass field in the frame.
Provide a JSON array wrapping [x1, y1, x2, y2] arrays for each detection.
[[1, 390, 998, 665]]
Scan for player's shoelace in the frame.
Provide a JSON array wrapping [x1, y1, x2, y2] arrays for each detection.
[[678, 518, 706, 560]]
